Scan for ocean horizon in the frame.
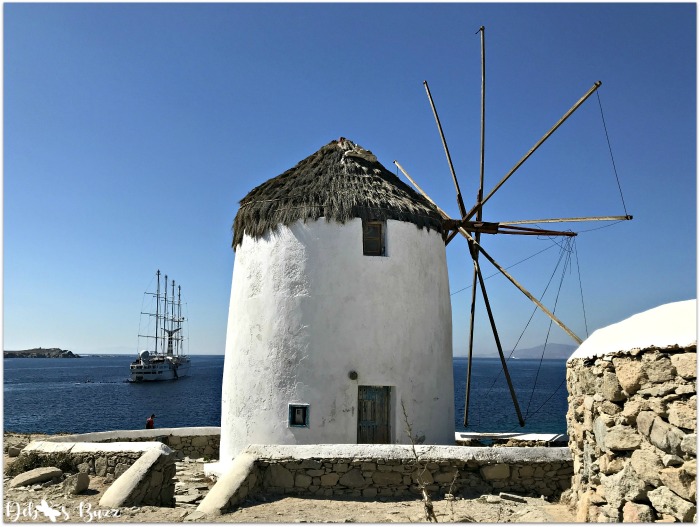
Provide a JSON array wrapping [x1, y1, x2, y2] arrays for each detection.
[[3, 355, 568, 436]]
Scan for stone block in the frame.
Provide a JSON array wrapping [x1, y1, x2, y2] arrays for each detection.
[[604, 425, 642, 451], [362, 487, 377, 498], [579, 369, 601, 394], [265, 465, 294, 488], [575, 490, 592, 522], [684, 459, 696, 475], [650, 418, 684, 455], [636, 411, 656, 437], [612, 357, 646, 395], [599, 454, 623, 475], [295, 474, 312, 488], [662, 454, 684, 467], [602, 371, 625, 402], [600, 463, 647, 510], [338, 469, 365, 488], [622, 501, 655, 522], [676, 383, 696, 395], [190, 436, 208, 447], [645, 396, 668, 417], [412, 468, 434, 485], [95, 457, 108, 477], [619, 399, 644, 425], [299, 460, 322, 470], [599, 400, 622, 415], [480, 463, 509, 481], [668, 401, 696, 430], [10, 467, 63, 488], [433, 471, 458, 484], [648, 486, 696, 522], [681, 433, 697, 456], [518, 465, 534, 478], [150, 468, 163, 488], [630, 447, 663, 486], [638, 383, 676, 397], [593, 415, 611, 449], [62, 472, 90, 495], [373, 471, 402, 486], [670, 352, 696, 379], [642, 354, 676, 383], [659, 467, 695, 501]]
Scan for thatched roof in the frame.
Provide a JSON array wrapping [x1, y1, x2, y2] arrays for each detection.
[[232, 138, 444, 249]]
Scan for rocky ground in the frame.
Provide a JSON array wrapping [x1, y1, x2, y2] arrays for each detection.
[[3, 433, 576, 523]]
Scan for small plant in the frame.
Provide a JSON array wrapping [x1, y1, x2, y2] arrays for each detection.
[[5, 452, 74, 477], [401, 399, 438, 522]]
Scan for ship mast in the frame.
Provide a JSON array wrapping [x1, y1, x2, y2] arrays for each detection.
[[155, 270, 160, 356], [171, 279, 176, 356], [163, 274, 168, 356], [177, 284, 182, 357]]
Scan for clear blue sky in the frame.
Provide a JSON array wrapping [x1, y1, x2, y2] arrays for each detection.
[[4, 3, 696, 357]]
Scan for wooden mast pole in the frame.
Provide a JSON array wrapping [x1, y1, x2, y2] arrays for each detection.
[[464, 25, 487, 427], [424, 80, 468, 218]]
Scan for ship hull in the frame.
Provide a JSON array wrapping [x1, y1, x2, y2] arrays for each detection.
[[130, 357, 191, 382]]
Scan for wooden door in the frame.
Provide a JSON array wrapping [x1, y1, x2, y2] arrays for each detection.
[[357, 386, 391, 443]]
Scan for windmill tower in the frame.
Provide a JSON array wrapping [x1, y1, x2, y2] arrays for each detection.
[[219, 138, 455, 463]]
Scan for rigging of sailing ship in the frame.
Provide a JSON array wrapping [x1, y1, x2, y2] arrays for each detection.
[[130, 269, 191, 382], [394, 26, 632, 428]]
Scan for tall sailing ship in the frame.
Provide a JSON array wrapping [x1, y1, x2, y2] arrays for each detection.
[[130, 270, 191, 382]]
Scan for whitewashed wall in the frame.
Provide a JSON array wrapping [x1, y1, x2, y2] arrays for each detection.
[[219, 218, 454, 462]]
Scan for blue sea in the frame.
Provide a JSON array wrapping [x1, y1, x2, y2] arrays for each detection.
[[3, 355, 567, 435]]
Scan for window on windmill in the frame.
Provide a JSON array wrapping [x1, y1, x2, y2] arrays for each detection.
[[289, 404, 309, 427], [362, 220, 385, 256]]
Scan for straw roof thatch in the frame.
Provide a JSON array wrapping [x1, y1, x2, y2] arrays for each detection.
[[232, 138, 444, 249]]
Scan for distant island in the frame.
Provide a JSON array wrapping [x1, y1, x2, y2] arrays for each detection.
[[4, 347, 80, 358]]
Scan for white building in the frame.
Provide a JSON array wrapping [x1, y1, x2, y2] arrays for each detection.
[[219, 138, 455, 463]]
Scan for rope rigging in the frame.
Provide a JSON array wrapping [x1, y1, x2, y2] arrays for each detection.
[[468, 235, 590, 429], [596, 91, 630, 217], [450, 242, 560, 296], [523, 237, 573, 419]]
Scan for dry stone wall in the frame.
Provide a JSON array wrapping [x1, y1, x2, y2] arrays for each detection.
[[21, 441, 176, 507], [203, 444, 572, 514], [51, 427, 220, 460], [566, 344, 696, 522]]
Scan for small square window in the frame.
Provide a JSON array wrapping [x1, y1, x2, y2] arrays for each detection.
[[289, 404, 309, 427], [363, 220, 385, 256]]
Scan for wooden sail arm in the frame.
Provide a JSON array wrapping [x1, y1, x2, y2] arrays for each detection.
[[441, 81, 604, 246], [423, 80, 468, 218], [499, 215, 633, 225], [497, 225, 577, 237], [395, 159, 583, 345], [445, 215, 633, 242], [443, 220, 578, 238]]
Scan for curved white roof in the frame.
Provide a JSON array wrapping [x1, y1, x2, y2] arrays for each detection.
[[569, 299, 697, 361]]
